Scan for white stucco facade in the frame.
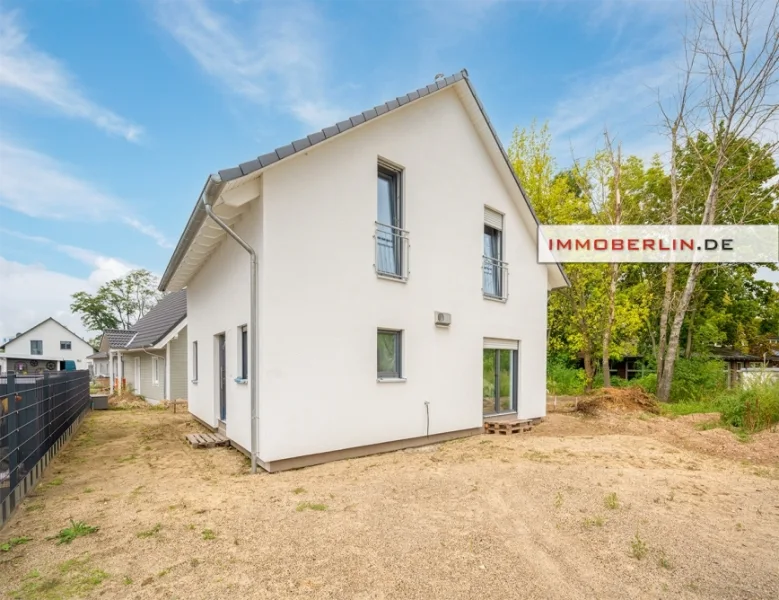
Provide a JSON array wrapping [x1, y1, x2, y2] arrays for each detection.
[[0, 318, 93, 374], [181, 84, 560, 469]]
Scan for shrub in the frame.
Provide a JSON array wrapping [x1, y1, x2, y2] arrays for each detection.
[[669, 358, 727, 403], [628, 373, 657, 395], [547, 360, 586, 395], [717, 381, 779, 433]]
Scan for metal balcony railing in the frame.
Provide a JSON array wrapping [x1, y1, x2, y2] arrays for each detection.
[[482, 255, 508, 300], [374, 222, 409, 281]]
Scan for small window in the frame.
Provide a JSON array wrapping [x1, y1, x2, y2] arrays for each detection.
[[483, 207, 507, 300], [30, 340, 43, 355], [192, 341, 198, 381], [60, 341, 72, 350], [377, 329, 402, 379], [239, 325, 248, 380], [152, 356, 160, 385]]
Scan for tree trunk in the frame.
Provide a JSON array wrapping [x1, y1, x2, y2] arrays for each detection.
[[685, 305, 696, 359], [602, 261, 618, 388], [656, 264, 675, 383], [583, 351, 595, 392]]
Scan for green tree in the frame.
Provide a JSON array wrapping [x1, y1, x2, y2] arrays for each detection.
[[70, 269, 162, 333]]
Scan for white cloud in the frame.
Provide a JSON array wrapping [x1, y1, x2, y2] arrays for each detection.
[[0, 9, 143, 142], [0, 139, 173, 248], [0, 231, 138, 339], [155, 0, 346, 129], [0, 256, 123, 340]]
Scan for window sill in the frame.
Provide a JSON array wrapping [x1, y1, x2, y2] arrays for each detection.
[[234, 378, 248, 385], [376, 272, 408, 283], [377, 377, 406, 383], [483, 294, 507, 303]]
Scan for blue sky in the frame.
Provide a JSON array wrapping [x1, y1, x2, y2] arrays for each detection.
[[0, 0, 739, 339]]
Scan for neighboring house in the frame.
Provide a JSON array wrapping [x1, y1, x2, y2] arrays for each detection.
[[159, 70, 567, 471], [87, 352, 110, 377], [0, 318, 94, 374], [94, 291, 188, 402]]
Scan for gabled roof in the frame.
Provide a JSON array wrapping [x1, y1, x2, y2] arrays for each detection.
[[159, 69, 568, 292], [99, 290, 187, 351], [87, 351, 109, 360], [0, 317, 93, 350], [103, 329, 137, 349], [125, 290, 187, 349]]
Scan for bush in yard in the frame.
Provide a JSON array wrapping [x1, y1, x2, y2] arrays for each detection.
[[669, 358, 727, 403], [717, 381, 779, 433], [547, 359, 586, 396], [627, 373, 657, 395]]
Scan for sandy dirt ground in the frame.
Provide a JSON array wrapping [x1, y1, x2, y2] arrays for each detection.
[[1, 406, 778, 600]]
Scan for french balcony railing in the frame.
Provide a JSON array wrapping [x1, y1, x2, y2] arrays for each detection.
[[482, 255, 508, 301], [374, 222, 409, 281]]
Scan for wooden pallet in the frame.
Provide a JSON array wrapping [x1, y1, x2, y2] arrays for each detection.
[[483, 419, 534, 435], [186, 432, 230, 448]]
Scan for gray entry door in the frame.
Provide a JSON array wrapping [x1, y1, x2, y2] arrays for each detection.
[[218, 334, 226, 421]]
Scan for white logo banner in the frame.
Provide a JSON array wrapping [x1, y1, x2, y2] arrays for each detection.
[[538, 225, 779, 263]]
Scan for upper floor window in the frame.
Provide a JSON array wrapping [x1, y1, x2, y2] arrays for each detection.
[[60, 341, 72, 350], [375, 160, 408, 281], [30, 340, 43, 355], [483, 207, 508, 300]]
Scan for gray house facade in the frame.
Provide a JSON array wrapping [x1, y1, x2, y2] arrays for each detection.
[[94, 290, 188, 403]]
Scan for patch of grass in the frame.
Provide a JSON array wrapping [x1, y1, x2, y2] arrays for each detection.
[[662, 400, 715, 418], [630, 533, 648, 560], [123, 576, 133, 585], [201, 529, 216, 540], [1, 536, 32, 552], [52, 519, 99, 545], [658, 551, 672, 569], [292, 487, 306, 495], [47, 477, 64, 487], [157, 567, 171, 577], [82, 488, 94, 494], [523, 450, 551, 462], [136, 523, 162, 539], [604, 492, 619, 510], [24, 503, 44, 513], [554, 492, 563, 508], [116, 453, 138, 463], [582, 516, 604, 529], [9, 556, 108, 600], [190, 557, 200, 567], [295, 501, 328, 512]]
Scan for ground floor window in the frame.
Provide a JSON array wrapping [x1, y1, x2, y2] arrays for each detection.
[[483, 347, 518, 415], [377, 329, 402, 379], [152, 356, 161, 385], [239, 326, 248, 380]]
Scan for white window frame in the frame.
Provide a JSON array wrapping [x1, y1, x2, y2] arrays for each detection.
[[377, 329, 405, 382], [30, 340, 43, 355], [152, 356, 160, 386], [60, 341, 72, 350], [237, 325, 248, 382]]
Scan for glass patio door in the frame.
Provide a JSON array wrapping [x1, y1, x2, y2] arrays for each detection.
[[483, 347, 518, 416]]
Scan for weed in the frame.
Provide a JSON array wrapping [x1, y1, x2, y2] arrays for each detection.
[[52, 519, 99, 545], [123, 576, 133, 585], [202, 529, 216, 540], [604, 492, 619, 510], [48, 477, 64, 487], [116, 454, 138, 463], [582, 516, 604, 529], [24, 504, 44, 512], [736, 522, 744, 531], [630, 533, 648, 560], [136, 523, 162, 539], [295, 502, 327, 512], [658, 551, 672, 569], [83, 488, 94, 494], [157, 567, 171, 577], [190, 557, 200, 567], [10, 556, 108, 600], [187, 523, 196, 530], [1, 536, 32, 552], [554, 492, 564, 508]]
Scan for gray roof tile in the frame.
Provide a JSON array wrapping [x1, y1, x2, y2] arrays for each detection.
[[125, 290, 187, 349], [350, 114, 366, 127], [374, 104, 389, 116], [292, 137, 311, 152], [258, 152, 279, 167], [275, 144, 295, 160], [416, 87, 429, 97], [218, 166, 243, 180], [336, 120, 353, 133], [307, 131, 326, 145], [239, 159, 262, 175], [386, 99, 400, 110], [407, 90, 420, 101], [362, 108, 378, 121], [103, 329, 137, 349], [397, 95, 410, 106], [322, 125, 339, 138]]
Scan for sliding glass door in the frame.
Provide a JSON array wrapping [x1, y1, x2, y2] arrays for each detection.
[[482, 348, 518, 416]]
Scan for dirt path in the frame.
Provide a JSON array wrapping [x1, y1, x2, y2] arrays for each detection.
[[1, 408, 777, 599]]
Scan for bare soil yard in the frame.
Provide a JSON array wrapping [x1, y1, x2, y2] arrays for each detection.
[[1, 405, 778, 599]]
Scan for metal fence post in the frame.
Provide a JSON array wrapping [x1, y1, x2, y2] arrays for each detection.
[[7, 373, 17, 495]]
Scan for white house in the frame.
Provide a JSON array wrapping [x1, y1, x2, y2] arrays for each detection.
[[92, 290, 188, 403], [0, 318, 94, 374], [159, 70, 567, 471]]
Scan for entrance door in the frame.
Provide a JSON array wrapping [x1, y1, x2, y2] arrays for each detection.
[[483, 346, 518, 416], [134, 358, 141, 394], [217, 334, 226, 422]]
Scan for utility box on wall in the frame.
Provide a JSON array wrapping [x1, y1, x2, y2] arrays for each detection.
[[434, 312, 452, 327]]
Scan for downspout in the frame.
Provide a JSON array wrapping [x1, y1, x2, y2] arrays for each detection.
[[201, 175, 259, 474]]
